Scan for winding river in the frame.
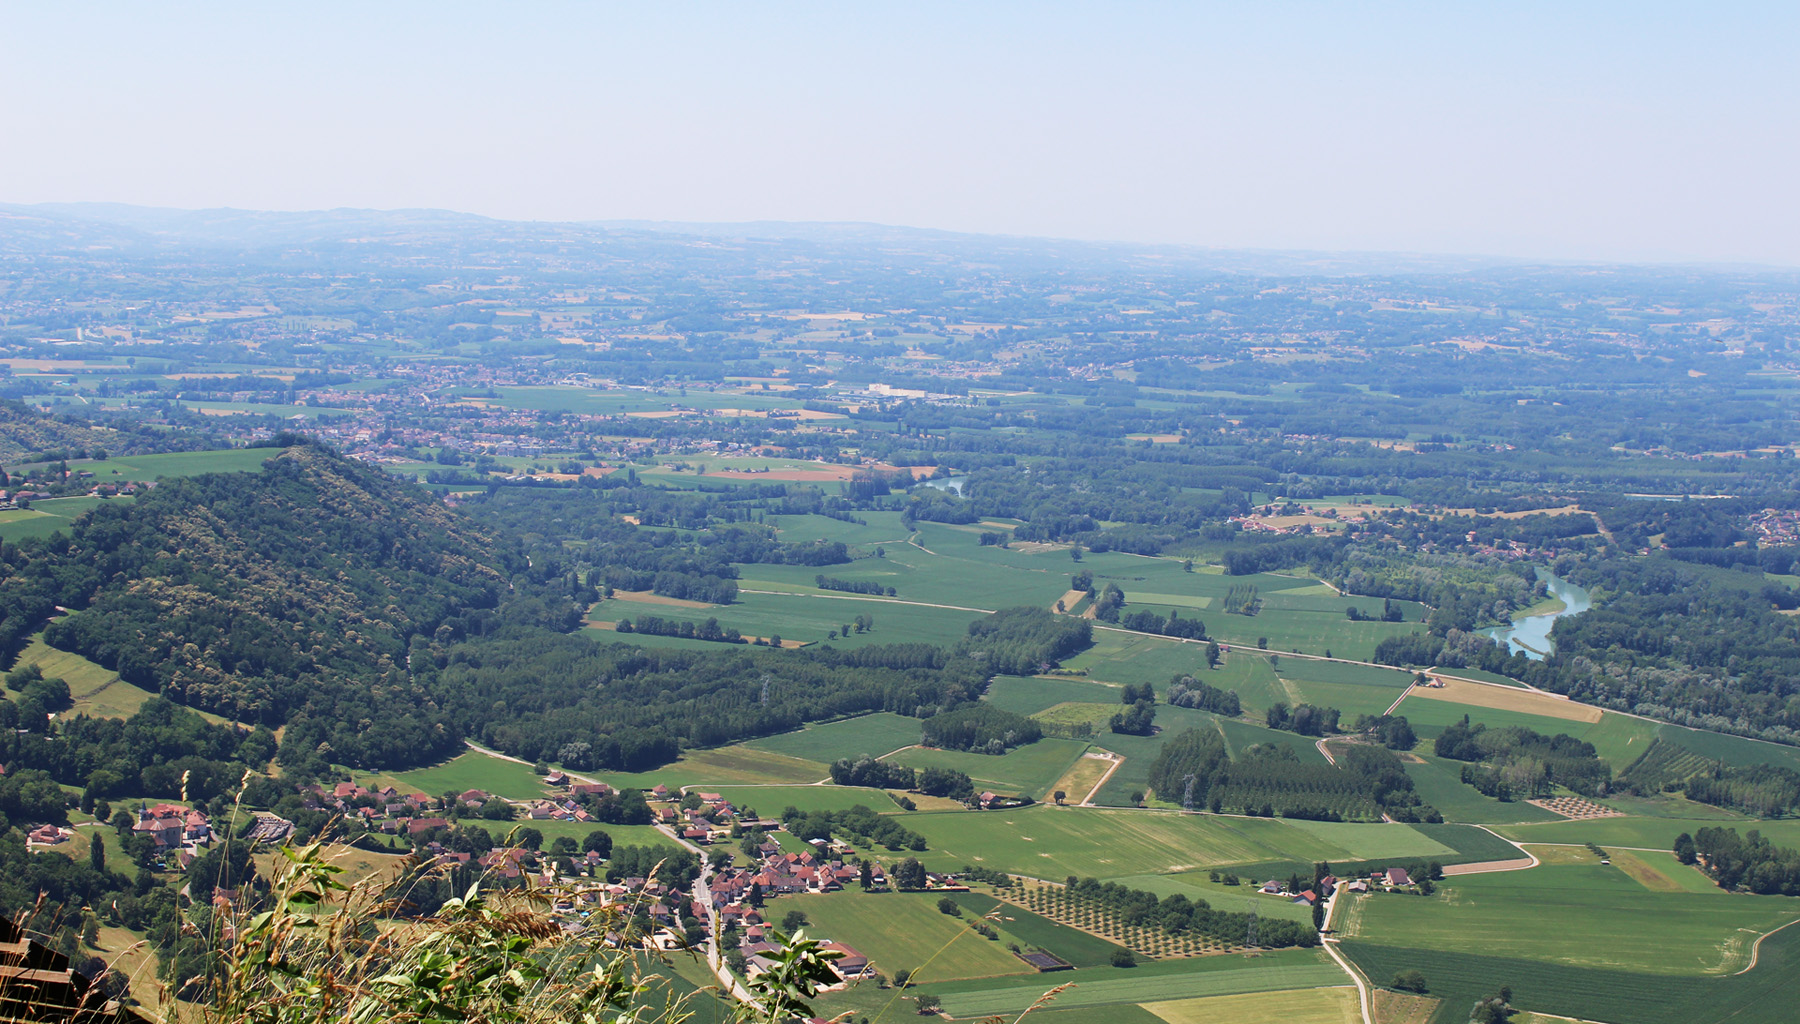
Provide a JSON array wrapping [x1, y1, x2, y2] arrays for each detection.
[[1479, 568, 1590, 661]]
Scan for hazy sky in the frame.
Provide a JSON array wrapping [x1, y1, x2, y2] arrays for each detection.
[[3, 3, 1797, 264]]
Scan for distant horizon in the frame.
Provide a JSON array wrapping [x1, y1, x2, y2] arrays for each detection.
[[10, 198, 1800, 274]]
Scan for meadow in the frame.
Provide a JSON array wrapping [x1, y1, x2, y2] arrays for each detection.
[[897, 804, 1458, 881], [743, 713, 922, 763], [779, 889, 1033, 984], [947, 890, 1123, 966], [985, 675, 1124, 716], [885, 738, 1092, 800], [586, 588, 986, 647], [1496, 813, 1800, 853], [1401, 758, 1559, 825], [703, 785, 905, 817], [1134, 987, 1361, 1024]]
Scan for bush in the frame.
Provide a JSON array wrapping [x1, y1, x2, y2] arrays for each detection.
[[1110, 948, 1137, 968], [1391, 968, 1428, 993]]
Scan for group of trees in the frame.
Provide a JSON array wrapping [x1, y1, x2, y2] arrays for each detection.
[[958, 607, 1092, 675], [919, 704, 1042, 754], [1264, 702, 1341, 737], [1116, 607, 1208, 640], [825, 756, 975, 800], [1683, 827, 1800, 895], [1435, 717, 1609, 799], [1110, 682, 1157, 735], [1349, 713, 1417, 750], [1164, 674, 1242, 715], [1145, 728, 1433, 822], [1058, 875, 1318, 949], [814, 575, 895, 597], [613, 615, 744, 644], [1344, 598, 1405, 622], [782, 804, 925, 852]]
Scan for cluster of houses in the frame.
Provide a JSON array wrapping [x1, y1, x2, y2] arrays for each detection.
[[709, 848, 887, 904], [1258, 866, 1417, 906], [295, 777, 626, 838], [642, 785, 785, 845]]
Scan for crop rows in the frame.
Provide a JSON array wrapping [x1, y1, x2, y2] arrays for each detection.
[[1622, 738, 1715, 791], [1007, 880, 1238, 958]]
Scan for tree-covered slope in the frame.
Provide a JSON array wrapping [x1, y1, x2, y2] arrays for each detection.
[[18, 441, 522, 765]]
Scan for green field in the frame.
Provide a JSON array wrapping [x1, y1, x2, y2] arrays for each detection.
[[1339, 862, 1798, 976], [898, 805, 1461, 880], [588, 588, 985, 648], [574, 746, 829, 791], [742, 713, 922, 763], [949, 890, 1124, 966], [1135, 987, 1361, 1024], [986, 675, 1123, 716], [933, 952, 1349, 1018], [704, 785, 905, 817], [765, 511, 914, 548], [1402, 758, 1560, 825], [1105, 873, 1317, 923], [1341, 921, 1800, 1024], [1578, 712, 1663, 771], [1393, 696, 1598, 740], [1273, 819, 1455, 860], [779, 889, 1033, 984], [1031, 701, 1122, 731], [1494, 812, 1800, 853], [0, 496, 138, 540], [386, 751, 559, 800], [886, 739, 1091, 800]]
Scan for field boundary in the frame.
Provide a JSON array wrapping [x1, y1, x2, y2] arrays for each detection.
[[1735, 916, 1800, 975]]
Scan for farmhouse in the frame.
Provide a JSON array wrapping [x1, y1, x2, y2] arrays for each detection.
[[818, 941, 869, 977], [1384, 867, 1413, 888]]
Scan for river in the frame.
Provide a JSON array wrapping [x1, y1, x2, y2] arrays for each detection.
[[1479, 568, 1590, 660]]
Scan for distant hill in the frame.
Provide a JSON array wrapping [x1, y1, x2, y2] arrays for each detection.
[[0, 201, 1532, 276], [16, 441, 523, 766]]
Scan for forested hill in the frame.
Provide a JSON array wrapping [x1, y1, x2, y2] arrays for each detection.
[[8, 441, 537, 766], [0, 399, 209, 463]]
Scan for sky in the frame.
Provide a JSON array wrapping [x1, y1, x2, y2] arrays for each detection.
[[2, 2, 1797, 265]]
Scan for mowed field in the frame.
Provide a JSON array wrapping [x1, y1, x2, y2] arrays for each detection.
[[1400, 677, 1601, 724]]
